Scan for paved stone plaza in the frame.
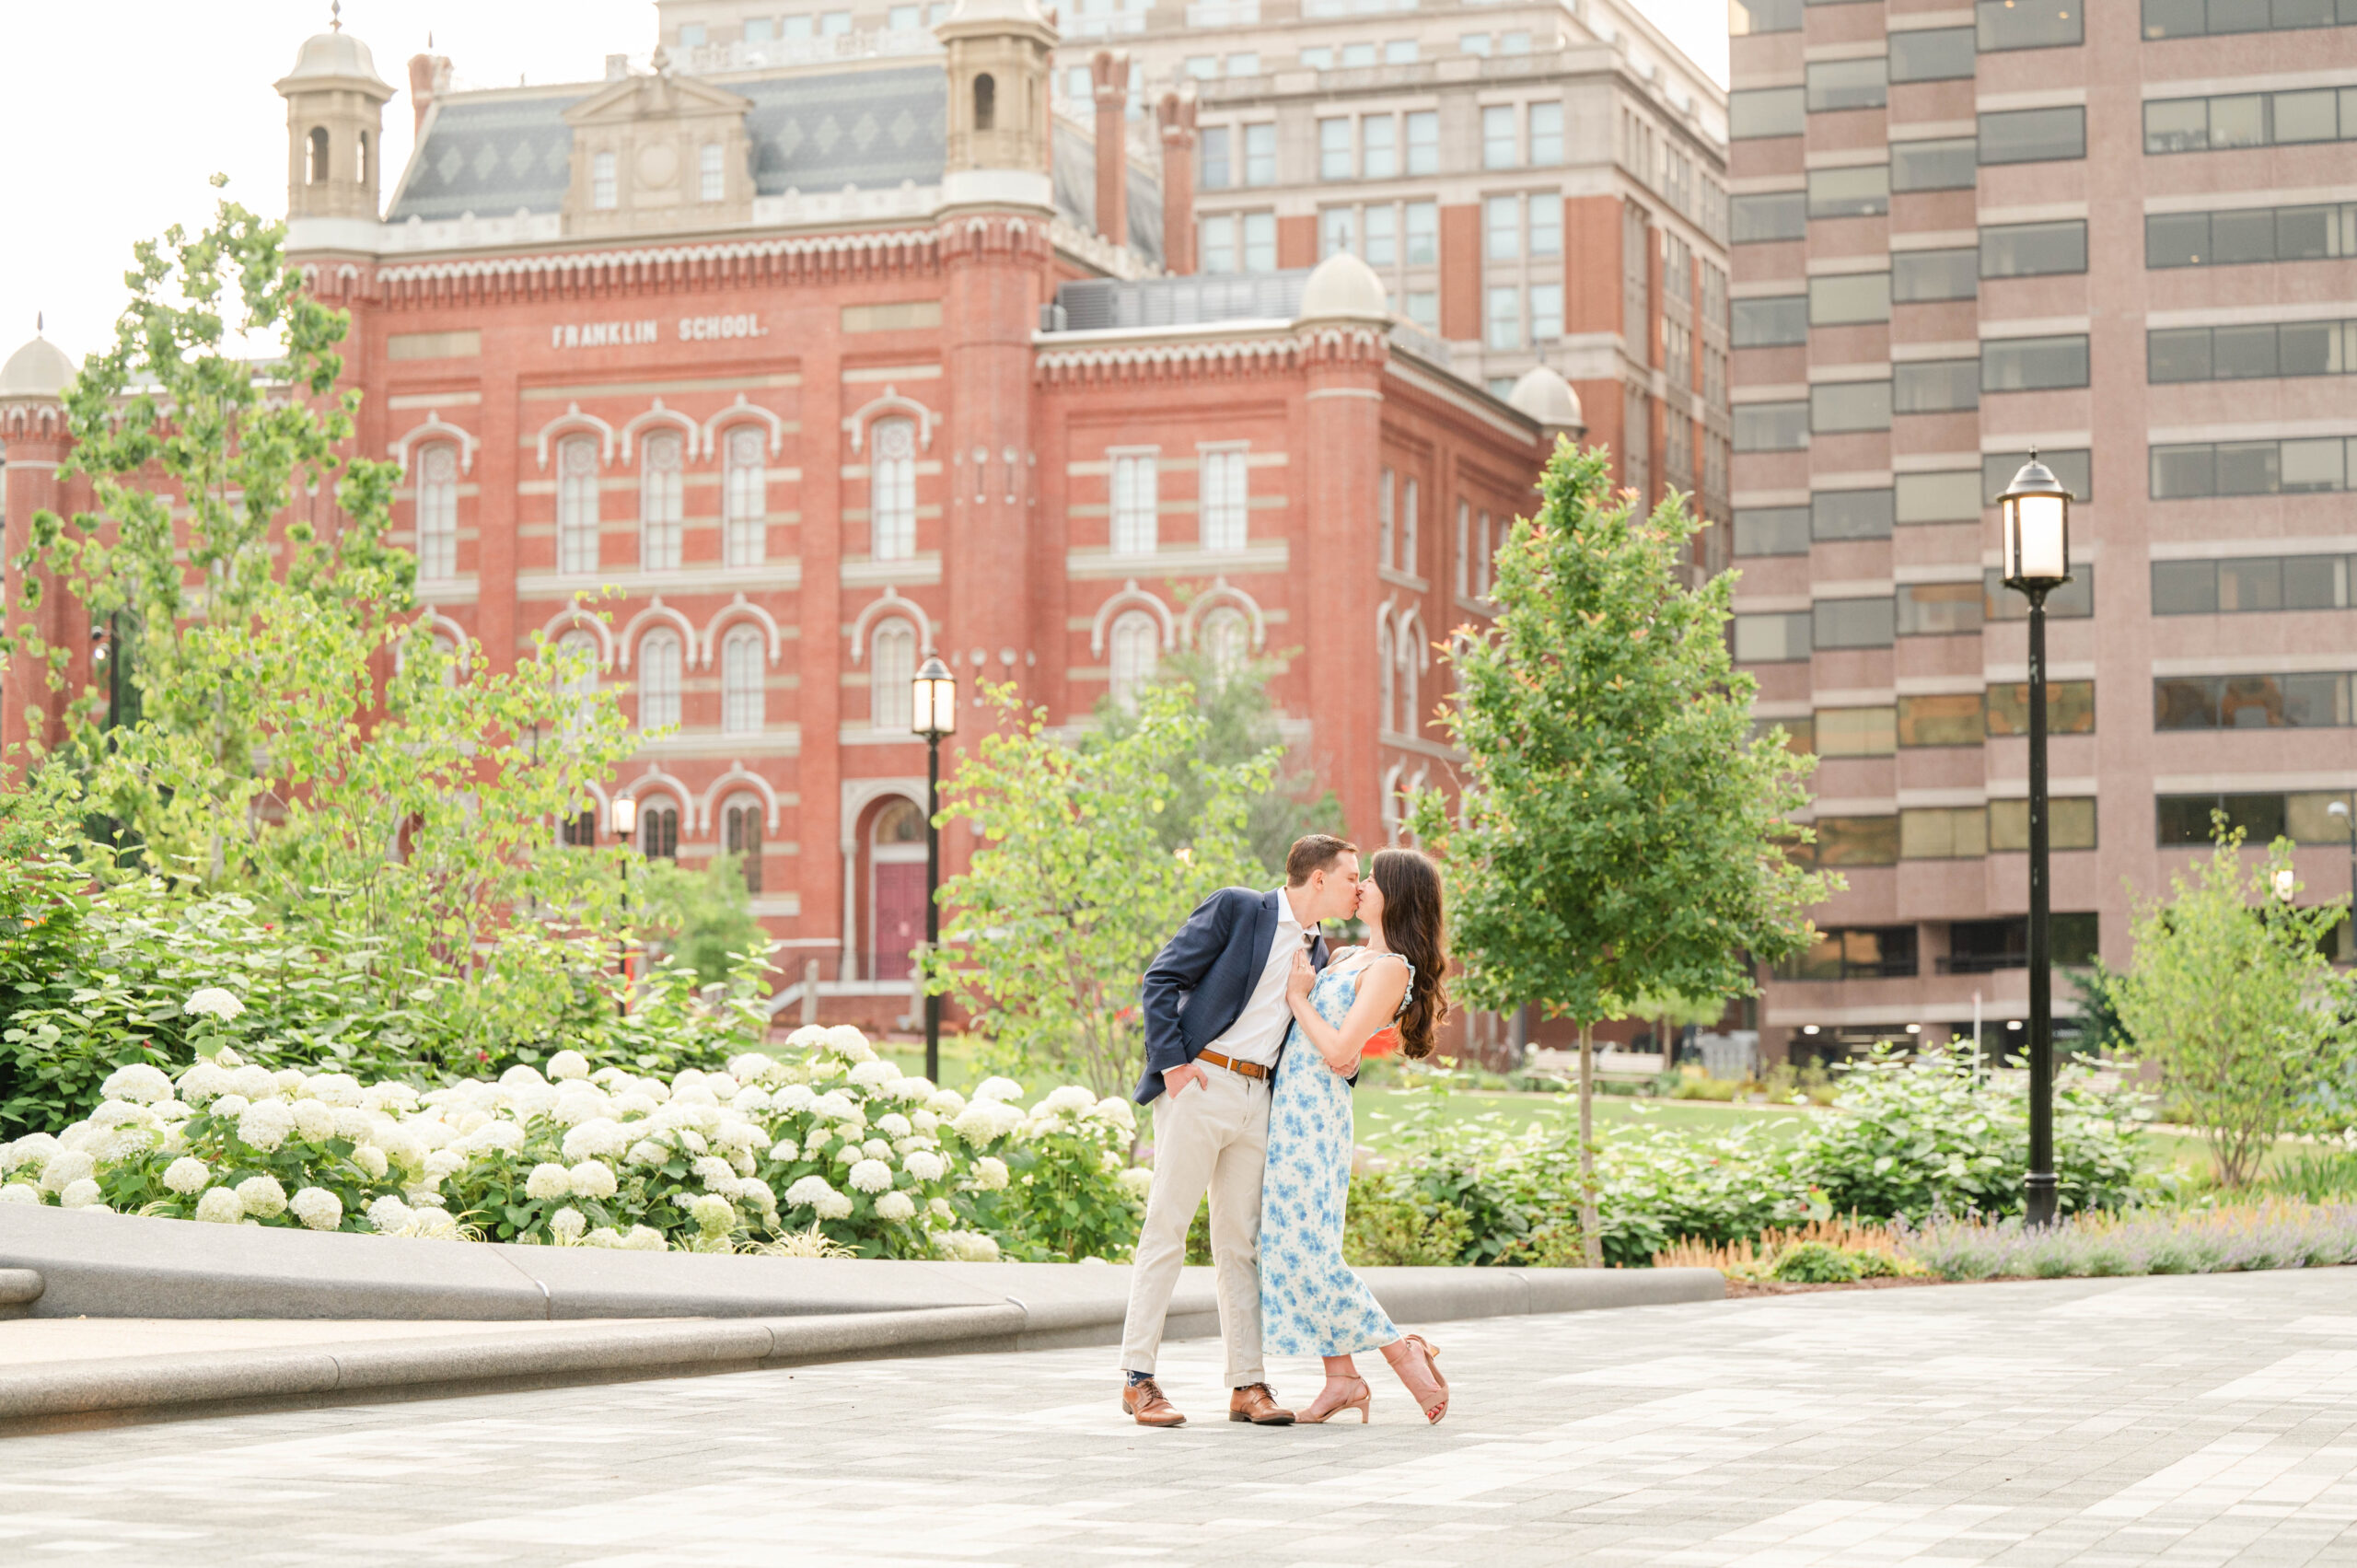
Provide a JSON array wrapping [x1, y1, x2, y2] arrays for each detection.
[[4, 1270, 2356, 1564]]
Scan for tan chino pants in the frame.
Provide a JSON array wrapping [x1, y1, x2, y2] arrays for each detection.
[[1118, 1064, 1269, 1388]]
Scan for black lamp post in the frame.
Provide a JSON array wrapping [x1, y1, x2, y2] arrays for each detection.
[[911, 653, 958, 1084], [1999, 452, 2073, 1228], [611, 795, 639, 1017]]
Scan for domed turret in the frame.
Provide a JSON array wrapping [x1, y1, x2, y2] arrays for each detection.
[[1297, 250, 1388, 322], [0, 335, 74, 402], [275, 15, 395, 226], [282, 28, 388, 87], [1507, 365, 1585, 436], [937, 0, 1058, 210]]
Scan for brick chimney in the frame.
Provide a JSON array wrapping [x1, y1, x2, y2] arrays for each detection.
[[1156, 88, 1198, 275], [1090, 50, 1130, 250], [407, 52, 451, 135]]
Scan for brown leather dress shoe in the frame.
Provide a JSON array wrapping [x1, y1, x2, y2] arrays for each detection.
[[1228, 1382, 1296, 1425], [1122, 1377, 1186, 1427]]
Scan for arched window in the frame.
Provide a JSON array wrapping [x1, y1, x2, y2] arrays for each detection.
[[562, 804, 599, 847], [414, 443, 458, 580], [1395, 618, 1420, 736], [1109, 609, 1159, 706], [1377, 619, 1396, 733], [554, 628, 598, 740], [640, 431, 681, 571], [723, 427, 766, 566], [640, 798, 679, 860], [638, 629, 682, 732], [721, 625, 765, 733], [308, 127, 330, 184], [430, 633, 461, 689], [722, 794, 764, 892], [974, 73, 996, 132], [871, 417, 915, 562], [870, 618, 917, 731], [1200, 606, 1249, 684], [556, 436, 599, 574], [357, 129, 372, 185]]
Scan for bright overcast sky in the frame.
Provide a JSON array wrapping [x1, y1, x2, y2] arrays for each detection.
[[0, 0, 1727, 366]]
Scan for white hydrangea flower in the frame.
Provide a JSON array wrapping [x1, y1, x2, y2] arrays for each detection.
[[626, 1139, 669, 1167], [1089, 1097, 1139, 1132], [59, 1179, 103, 1210], [876, 1112, 913, 1139], [815, 1190, 853, 1221], [373, 1122, 429, 1168], [236, 1176, 289, 1217], [884, 1076, 934, 1105], [237, 1101, 295, 1153], [767, 1138, 800, 1162], [162, 1156, 212, 1195], [687, 1192, 737, 1235], [212, 1046, 246, 1068], [923, 1090, 967, 1119], [862, 1138, 894, 1161], [784, 1024, 829, 1050], [184, 986, 245, 1019], [568, 1159, 618, 1199], [738, 1177, 774, 1212], [711, 1120, 765, 1157], [848, 1158, 893, 1194], [585, 1225, 623, 1248], [407, 1208, 461, 1240], [524, 1163, 573, 1201], [929, 1196, 956, 1223], [0, 1184, 40, 1206], [670, 1083, 721, 1110], [809, 1091, 858, 1123], [423, 1150, 465, 1182], [561, 1118, 631, 1161], [832, 1144, 856, 1166], [772, 1084, 818, 1114], [175, 1062, 233, 1104], [1098, 1149, 1123, 1175], [550, 1206, 587, 1241], [704, 1074, 742, 1101], [848, 1060, 898, 1089], [552, 1086, 612, 1126], [499, 1063, 550, 1090], [902, 1149, 946, 1182], [362, 1082, 420, 1114], [784, 1174, 839, 1210], [610, 1091, 659, 1118], [1118, 1166, 1155, 1199], [874, 1190, 916, 1222], [99, 1063, 175, 1104], [971, 1156, 1011, 1191], [456, 1121, 521, 1157], [303, 1073, 366, 1108], [972, 1076, 1024, 1104], [291, 1187, 343, 1231], [290, 1098, 337, 1142], [691, 1155, 740, 1191], [353, 1144, 390, 1180], [937, 1230, 1001, 1263], [195, 1187, 246, 1225], [730, 1087, 772, 1116], [726, 1052, 781, 1086], [911, 1109, 940, 1135], [950, 1100, 1023, 1144], [209, 1093, 250, 1121], [271, 1069, 307, 1096], [621, 1225, 668, 1251], [822, 1025, 877, 1062], [547, 1050, 592, 1081], [39, 1149, 95, 1193], [1037, 1085, 1097, 1118], [366, 1194, 412, 1232], [330, 1107, 373, 1141]]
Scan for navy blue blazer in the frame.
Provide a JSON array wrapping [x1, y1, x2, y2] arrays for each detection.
[[1135, 887, 1329, 1104]]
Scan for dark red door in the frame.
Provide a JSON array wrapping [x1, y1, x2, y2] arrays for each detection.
[[874, 861, 926, 980]]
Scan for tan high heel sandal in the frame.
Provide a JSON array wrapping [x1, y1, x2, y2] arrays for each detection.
[[1387, 1335, 1448, 1424], [1296, 1376, 1372, 1424]]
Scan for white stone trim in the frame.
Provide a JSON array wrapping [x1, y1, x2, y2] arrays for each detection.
[[1090, 579, 1176, 659]]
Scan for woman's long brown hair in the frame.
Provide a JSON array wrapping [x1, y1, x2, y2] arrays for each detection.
[[1371, 846, 1448, 1058]]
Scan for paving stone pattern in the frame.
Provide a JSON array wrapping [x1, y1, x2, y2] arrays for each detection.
[[4, 1270, 2357, 1564]]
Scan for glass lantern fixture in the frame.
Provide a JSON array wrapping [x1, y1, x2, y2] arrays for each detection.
[[911, 654, 958, 740], [1999, 452, 2072, 591]]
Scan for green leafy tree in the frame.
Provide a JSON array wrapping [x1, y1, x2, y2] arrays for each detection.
[[923, 681, 1272, 1098], [1411, 446, 1831, 1264], [634, 854, 773, 988], [1096, 644, 1342, 878], [2111, 824, 2353, 1187]]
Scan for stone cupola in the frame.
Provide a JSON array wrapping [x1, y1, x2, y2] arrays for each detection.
[[274, 17, 395, 223], [935, 0, 1058, 212]]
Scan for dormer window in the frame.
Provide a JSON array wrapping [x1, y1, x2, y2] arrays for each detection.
[[308, 127, 331, 184], [592, 151, 618, 210], [974, 73, 996, 132]]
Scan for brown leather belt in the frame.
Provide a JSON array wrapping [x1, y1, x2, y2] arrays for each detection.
[[1193, 1049, 1270, 1081]]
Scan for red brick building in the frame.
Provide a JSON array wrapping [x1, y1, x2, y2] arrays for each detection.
[[1, 6, 1577, 1037]]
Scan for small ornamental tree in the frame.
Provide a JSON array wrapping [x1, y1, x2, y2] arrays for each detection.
[[1411, 444, 1832, 1264], [2112, 824, 2355, 1188], [923, 681, 1272, 1098]]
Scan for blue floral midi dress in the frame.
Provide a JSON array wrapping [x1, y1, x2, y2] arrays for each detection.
[[1259, 956, 1409, 1356]]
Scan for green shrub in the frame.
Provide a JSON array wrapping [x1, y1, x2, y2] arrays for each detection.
[[1771, 1241, 1861, 1283], [1344, 1172, 1474, 1266]]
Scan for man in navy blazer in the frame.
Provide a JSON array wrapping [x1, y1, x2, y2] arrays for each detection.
[[1116, 833, 1363, 1428]]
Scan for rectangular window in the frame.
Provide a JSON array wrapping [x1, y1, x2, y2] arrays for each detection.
[[1482, 105, 1518, 169], [2159, 793, 2287, 847], [2158, 672, 2352, 729], [1734, 401, 1809, 452], [1199, 126, 1231, 190], [1989, 797, 2098, 853], [1230, 52, 1260, 74], [700, 143, 725, 203], [1814, 595, 1897, 649], [1806, 57, 1888, 112], [1735, 506, 1812, 556], [1734, 296, 1809, 346], [1384, 40, 1418, 64], [1901, 807, 1989, 860], [1200, 447, 1248, 552], [1485, 195, 1520, 261], [1400, 479, 1419, 575], [1454, 501, 1469, 596], [1734, 610, 1813, 662], [1815, 819, 1902, 869], [1243, 123, 1276, 185], [1404, 290, 1437, 330], [1111, 453, 1159, 554], [2144, 0, 2357, 36], [1732, 0, 1805, 32], [1730, 87, 1806, 140], [888, 4, 920, 28], [1775, 923, 1916, 979], [1300, 46, 1334, 69], [1378, 468, 1394, 569], [1984, 563, 2095, 620], [1529, 284, 1563, 342], [1458, 31, 1492, 56], [1809, 273, 1891, 325], [556, 436, 599, 573], [1816, 706, 1898, 757], [1500, 30, 1532, 53], [1896, 470, 1984, 523], [1319, 205, 1355, 259], [1811, 380, 1893, 433], [1982, 333, 2091, 393], [1980, 219, 2088, 278], [1977, 0, 2084, 49], [1897, 582, 1986, 638], [1528, 192, 1562, 257], [1981, 447, 2092, 503], [1812, 488, 1895, 540], [1985, 680, 2096, 737], [1898, 691, 1986, 746], [1893, 248, 1979, 301], [2146, 88, 2355, 155], [1319, 117, 1353, 180], [1529, 102, 1563, 165], [2151, 440, 2356, 500], [1201, 215, 1236, 273], [1979, 106, 2086, 165], [1403, 201, 1437, 265], [1341, 41, 1376, 67], [1405, 111, 1438, 175], [1732, 192, 1806, 244], [1808, 165, 1890, 219], [592, 151, 618, 211], [1363, 204, 1397, 267], [2150, 319, 2357, 383], [1484, 285, 1522, 351], [1892, 137, 1978, 192], [1362, 114, 1397, 180], [820, 10, 851, 34], [1888, 26, 1976, 81], [1896, 358, 1980, 413], [1242, 212, 1276, 273]]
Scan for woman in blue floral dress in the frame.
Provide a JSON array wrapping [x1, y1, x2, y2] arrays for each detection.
[[1259, 846, 1453, 1424]]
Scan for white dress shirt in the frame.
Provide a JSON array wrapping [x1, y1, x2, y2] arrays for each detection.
[[1204, 887, 1311, 1066]]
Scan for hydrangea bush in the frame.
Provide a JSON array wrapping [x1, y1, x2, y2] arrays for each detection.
[[0, 1022, 1143, 1260]]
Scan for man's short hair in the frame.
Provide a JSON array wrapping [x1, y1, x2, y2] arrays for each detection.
[[1285, 833, 1359, 887]]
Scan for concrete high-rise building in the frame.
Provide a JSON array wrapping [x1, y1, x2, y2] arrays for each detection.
[[656, 0, 1734, 528], [1728, 0, 2357, 1063]]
